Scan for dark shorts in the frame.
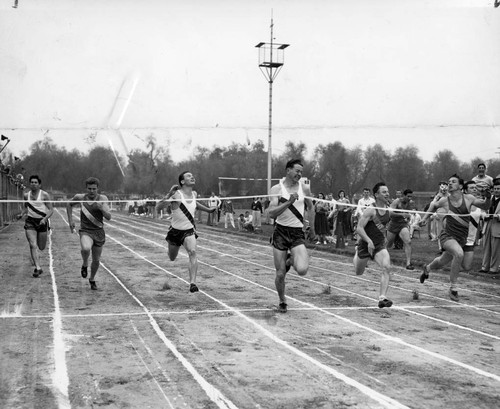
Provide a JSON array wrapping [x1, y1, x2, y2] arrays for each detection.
[[463, 244, 475, 253], [80, 229, 106, 247], [357, 239, 387, 260], [271, 224, 305, 251], [439, 230, 467, 248], [387, 220, 409, 235], [166, 227, 198, 247], [24, 216, 50, 233]]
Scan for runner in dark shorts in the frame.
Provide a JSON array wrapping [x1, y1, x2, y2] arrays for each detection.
[[271, 224, 306, 252], [353, 182, 393, 308], [18, 175, 54, 278], [67, 177, 112, 290], [419, 174, 491, 302], [24, 216, 50, 233], [80, 229, 106, 248], [268, 159, 314, 313], [165, 227, 198, 247]]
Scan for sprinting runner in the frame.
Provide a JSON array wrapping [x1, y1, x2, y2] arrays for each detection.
[[268, 159, 313, 313], [157, 171, 216, 293], [18, 175, 53, 277], [386, 189, 415, 270], [353, 182, 393, 308], [66, 177, 111, 290], [419, 174, 491, 301]]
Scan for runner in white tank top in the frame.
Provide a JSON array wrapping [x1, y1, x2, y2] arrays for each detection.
[[268, 159, 313, 313], [19, 175, 53, 277], [157, 171, 216, 293]]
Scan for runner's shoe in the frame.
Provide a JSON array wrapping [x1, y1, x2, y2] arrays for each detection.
[[89, 280, 97, 290], [277, 303, 287, 313], [419, 265, 430, 283], [378, 298, 393, 308], [406, 264, 415, 270], [189, 283, 199, 293], [449, 289, 459, 302], [81, 266, 88, 278]]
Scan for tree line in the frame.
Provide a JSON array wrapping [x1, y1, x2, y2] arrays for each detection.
[[8, 135, 500, 199]]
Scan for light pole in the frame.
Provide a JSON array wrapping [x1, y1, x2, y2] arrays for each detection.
[[256, 18, 289, 194]]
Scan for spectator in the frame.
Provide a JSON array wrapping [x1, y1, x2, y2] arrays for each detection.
[[221, 197, 236, 229], [472, 163, 493, 195], [479, 178, 500, 274], [207, 192, 221, 226], [251, 197, 263, 231], [314, 193, 329, 244], [243, 211, 254, 232]]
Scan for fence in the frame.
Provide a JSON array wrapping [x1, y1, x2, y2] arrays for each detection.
[[0, 171, 24, 228]]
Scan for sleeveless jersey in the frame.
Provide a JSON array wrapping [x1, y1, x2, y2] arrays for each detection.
[[276, 180, 305, 228], [363, 205, 390, 246], [443, 194, 470, 242], [80, 194, 105, 231], [171, 190, 197, 230], [27, 190, 49, 219]]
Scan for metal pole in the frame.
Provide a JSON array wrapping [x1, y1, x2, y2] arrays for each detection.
[[267, 79, 273, 194], [267, 18, 274, 195]]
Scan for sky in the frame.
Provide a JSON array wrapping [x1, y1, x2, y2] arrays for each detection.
[[1, 0, 499, 164]]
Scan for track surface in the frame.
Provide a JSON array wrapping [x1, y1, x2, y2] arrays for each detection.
[[1, 210, 500, 408]]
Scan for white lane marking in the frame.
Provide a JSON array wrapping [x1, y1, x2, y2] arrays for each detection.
[[107, 219, 500, 383], [127, 323, 176, 409], [100, 261, 239, 409], [48, 231, 71, 408], [104, 234, 410, 409], [2, 303, 500, 320]]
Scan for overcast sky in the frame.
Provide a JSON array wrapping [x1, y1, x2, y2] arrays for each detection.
[[1, 0, 499, 163]]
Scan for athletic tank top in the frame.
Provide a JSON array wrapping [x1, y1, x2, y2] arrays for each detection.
[[443, 194, 470, 242], [27, 190, 49, 219], [364, 205, 390, 245], [276, 180, 305, 228], [390, 200, 411, 224], [171, 190, 197, 230], [80, 194, 105, 231]]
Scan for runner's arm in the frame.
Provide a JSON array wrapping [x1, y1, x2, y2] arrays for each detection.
[[420, 197, 444, 225], [97, 195, 111, 220], [40, 191, 54, 225], [66, 194, 82, 232]]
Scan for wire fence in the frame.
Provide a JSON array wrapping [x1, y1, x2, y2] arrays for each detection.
[[0, 171, 24, 227]]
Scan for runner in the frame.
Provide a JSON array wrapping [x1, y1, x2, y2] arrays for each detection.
[[66, 177, 111, 290], [386, 189, 415, 270], [18, 175, 54, 277], [353, 182, 394, 308], [157, 171, 216, 293], [268, 159, 313, 313], [419, 174, 491, 301]]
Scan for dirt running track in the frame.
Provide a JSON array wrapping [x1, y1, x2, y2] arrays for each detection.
[[1, 209, 500, 409]]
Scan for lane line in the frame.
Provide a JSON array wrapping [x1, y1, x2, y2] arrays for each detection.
[[101, 262, 239, 409], [54, 209, 238, 409], [48, 231, 71, 408], [107, 219, 500, 383], [104, 234, 410, 409]]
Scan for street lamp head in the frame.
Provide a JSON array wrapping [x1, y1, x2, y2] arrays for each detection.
[[1, 135, 9, 141], [255, 42, 265, 48]]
